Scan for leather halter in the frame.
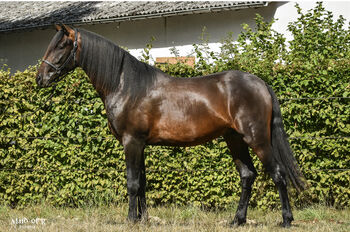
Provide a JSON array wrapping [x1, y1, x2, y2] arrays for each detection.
[[42, 28, 78, 80]]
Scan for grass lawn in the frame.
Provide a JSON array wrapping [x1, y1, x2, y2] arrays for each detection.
[[0, 204, 349, 231]]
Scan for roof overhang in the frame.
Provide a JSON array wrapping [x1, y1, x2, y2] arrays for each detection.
[[0, 1, 269, 33]]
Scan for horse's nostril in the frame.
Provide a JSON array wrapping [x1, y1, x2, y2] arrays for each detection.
[[36, 74, 43, 85]]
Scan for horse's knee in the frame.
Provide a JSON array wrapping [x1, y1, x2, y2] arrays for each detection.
[[127, 179, 140, 196]]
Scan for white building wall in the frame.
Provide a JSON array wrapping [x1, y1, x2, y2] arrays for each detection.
[[142, 1, 350, 62], [272, 1, 350, 43], [80, 3, 278, 61], [0, 1, 349, 72]]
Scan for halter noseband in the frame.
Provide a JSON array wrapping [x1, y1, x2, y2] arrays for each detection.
[[42, 28, 78, 79]]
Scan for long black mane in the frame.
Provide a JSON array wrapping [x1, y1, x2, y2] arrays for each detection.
[[79, 28, 160, 102]]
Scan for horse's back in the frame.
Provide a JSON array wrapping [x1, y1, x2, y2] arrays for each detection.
[[143, 70, 272, 146]]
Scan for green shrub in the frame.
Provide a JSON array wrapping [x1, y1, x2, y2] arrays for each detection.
[[0, 2, 349, 209]]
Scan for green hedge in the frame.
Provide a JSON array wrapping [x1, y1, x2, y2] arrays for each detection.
[[0, 2, 349, 209]]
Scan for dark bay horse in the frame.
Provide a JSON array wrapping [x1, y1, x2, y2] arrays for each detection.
[[36, 24, 305, 227]]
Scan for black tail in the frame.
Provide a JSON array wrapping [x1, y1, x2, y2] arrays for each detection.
[[265, 84, 306, 192]]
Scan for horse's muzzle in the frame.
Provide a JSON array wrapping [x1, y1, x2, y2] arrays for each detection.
[[36, 72, 56, 88], [36, 73, 44, 86]]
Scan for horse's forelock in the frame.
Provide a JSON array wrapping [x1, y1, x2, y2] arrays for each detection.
[[49, 30, 65, 49], [43, 30, 65, 59]]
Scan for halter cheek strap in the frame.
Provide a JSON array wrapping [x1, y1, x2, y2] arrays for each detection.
[[43, 28, 78, 77]]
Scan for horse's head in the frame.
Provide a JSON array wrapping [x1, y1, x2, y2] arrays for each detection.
[[36, 24, 79, 87]]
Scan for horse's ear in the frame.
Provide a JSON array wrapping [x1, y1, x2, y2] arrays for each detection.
[[61, 24, 74, 36], [55, 24, 62, 31]]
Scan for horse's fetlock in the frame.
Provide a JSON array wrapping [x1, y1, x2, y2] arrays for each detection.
[[283, 210, 294, 221]]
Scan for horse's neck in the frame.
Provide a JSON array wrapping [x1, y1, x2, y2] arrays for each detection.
[[78, 47, 124, 99], [78, 32, 162, 105]]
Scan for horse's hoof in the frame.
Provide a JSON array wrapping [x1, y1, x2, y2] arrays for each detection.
[[230, 216, 246, 227], [140, 216, 149, 223], [280, 221, 292, 228], [127, 216, 139, 223], [280, 214, 293, 228]]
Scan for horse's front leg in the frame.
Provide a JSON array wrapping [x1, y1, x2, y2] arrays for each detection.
[[137, 150, 147, 221], [123, 134, 146, 222]]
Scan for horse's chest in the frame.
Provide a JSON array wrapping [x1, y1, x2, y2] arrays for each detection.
[[105, 103, 128, 140]]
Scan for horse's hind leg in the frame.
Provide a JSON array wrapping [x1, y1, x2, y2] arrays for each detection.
[[248, 139, 293, 227], [224, 132, 257, 226]]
